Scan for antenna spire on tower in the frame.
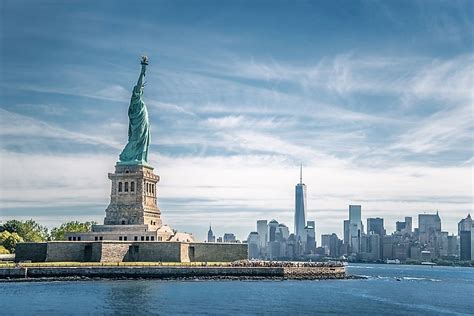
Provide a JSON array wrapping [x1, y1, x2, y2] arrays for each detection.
[[300, 164, 303, 184]]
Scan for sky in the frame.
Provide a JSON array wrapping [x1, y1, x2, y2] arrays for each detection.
[[0, 0, 473, 242]]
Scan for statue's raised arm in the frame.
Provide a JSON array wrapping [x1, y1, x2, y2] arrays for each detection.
[[137, 55, 148, 87], [118, 56, 151, 166]]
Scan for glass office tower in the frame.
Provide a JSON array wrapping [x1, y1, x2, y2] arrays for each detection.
[[294, 165, 307, 241], [349, 205, 362, 253]]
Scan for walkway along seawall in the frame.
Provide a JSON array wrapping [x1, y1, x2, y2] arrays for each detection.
[[0, 265, 346, 280]]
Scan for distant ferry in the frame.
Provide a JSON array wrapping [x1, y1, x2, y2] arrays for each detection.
[[385, 259, 401, 264], [421, 262, 436, 266]]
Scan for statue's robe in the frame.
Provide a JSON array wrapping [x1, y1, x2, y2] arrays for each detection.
[[119, 84, 150, 164]]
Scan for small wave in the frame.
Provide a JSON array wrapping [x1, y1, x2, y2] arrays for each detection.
[[403, 277, 426, 281], [402, 277, 441, 282], [347, 266, 374, 269]]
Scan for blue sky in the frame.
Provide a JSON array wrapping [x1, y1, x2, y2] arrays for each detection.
[[1, 0, 473, 241]]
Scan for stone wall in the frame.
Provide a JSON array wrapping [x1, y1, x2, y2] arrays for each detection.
[[190, 243, 248, 262], [15, 243, 47, 262], [283, 266, 346, 279], [45, 242, 101, 262], [98, 243, 130, 262], [14, 241, 247, 263], [134, 242, 184, 262], [0, 266, 346, 280], [98, 242, 184, 262]]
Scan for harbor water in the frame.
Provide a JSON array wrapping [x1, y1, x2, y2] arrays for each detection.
[[1, 264, 473, 315]]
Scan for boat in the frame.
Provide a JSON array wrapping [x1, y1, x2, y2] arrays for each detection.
[[421, 262, 436, 266]]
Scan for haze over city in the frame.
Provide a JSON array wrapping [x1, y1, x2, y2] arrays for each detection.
[[1, 1, 473, 241]]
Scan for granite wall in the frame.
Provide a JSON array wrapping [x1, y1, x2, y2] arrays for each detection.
[[45, 242, 101, 262], [15, 243, 47, 262], [190, 243, 248, 262], [14, 241, 247, 263], [0, 266, 346, 280]]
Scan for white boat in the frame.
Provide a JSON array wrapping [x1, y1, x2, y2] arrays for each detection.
[[421, 262, 436, 266]]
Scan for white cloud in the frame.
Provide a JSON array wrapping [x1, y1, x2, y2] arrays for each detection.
[[147, 100, 196, 116], [408, 55, 474, 102], [0, 108, 122, 149], [205, 115, 293, 130], [217, 53, 473, 103], [95, 85, 130, 102], [391, 105, 473, 154]]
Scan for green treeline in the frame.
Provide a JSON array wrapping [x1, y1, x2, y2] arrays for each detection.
[[0, 220, 96, 253]]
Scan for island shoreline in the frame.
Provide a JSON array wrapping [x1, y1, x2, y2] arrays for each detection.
[[0, 265, 350, 281]]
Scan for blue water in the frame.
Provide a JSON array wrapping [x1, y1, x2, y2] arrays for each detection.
[[1, 264, 473, 315]]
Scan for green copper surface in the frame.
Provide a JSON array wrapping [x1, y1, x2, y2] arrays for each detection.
[[118, 57, 151, 166]]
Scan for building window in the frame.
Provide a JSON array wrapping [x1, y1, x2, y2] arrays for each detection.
[[158, 237, 162, 241], [99, 236, 103, 241], [134, 236, 138, 241], [73, 237, 76, 241], [151, 236, 155, 241], [125, 182, 129, 192], [121, 220, 126, 225], [146, 236, 150, 241], [141, 236, 145, 241], [131, 181, 135, 192], [118, 182, 122, 192], [68, 236, 72, 241], [124, 236, 128, 241], [95, 236, 98, 241], [77, 237, 81, 241], [119, 236, 123, 241]]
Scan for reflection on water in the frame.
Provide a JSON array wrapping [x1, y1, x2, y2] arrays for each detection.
[[104, 281, 157, 314]]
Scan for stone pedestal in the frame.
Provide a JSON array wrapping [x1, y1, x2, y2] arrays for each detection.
[[104, 164, 162, 230]]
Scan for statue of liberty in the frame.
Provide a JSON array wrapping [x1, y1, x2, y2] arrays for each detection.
[[118, 56, 151, 165]]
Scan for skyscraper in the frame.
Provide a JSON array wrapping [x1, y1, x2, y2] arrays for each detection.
[[278, 224, 290, 240], [257, 220, 268, 249], [321, 233, 341, 257], [418, 213, 441, 244], [268, 219, 279, 242], [458, 214, 472, 261], [294, 165, 307, 241], [207, 224, 215, 242], [396, 221, 406, 232], [223, 233, 236, 243], [367, 217, 385, 236], [349, 205, 362, 253], [343, 220, 349, 244], [304, 223, 316, 254], [405, 217, 412, 233], [247, 232, 260, 259], [395, 217, 412, 234]]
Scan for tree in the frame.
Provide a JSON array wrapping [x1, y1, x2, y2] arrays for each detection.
[[50, 221, 96, 241], [0, 246, 10, 254], [0, 231, 24, 253], [2, 219, 48, 242]]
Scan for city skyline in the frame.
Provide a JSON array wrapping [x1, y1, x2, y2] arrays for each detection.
[[1, 1, 473, 241]]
